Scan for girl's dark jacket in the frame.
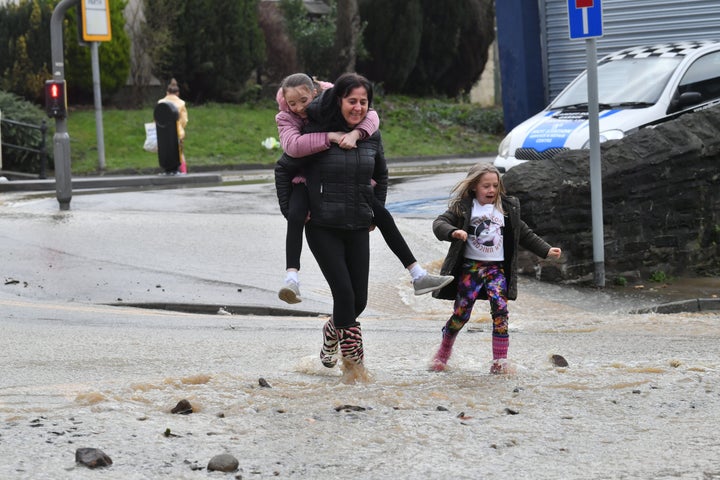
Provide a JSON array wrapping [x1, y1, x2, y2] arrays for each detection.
[[274, 90, 388, 230], [432, 195, 552, 301]]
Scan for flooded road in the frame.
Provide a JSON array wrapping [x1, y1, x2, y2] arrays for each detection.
[[1, 167, 719, 479]]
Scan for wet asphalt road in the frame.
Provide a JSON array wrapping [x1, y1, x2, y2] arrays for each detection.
[[2, 159, 720, 479], [0, 156, 716, 320]]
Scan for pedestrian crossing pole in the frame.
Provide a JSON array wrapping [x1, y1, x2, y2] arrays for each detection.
[[49, 0, 79, 211]]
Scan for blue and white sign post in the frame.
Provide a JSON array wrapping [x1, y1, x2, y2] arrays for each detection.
[[568, 0, 605, 287], [568, 0, 603, 39]]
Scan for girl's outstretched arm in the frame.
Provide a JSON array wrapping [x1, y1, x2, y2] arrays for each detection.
[[276, 111, 330, 158]]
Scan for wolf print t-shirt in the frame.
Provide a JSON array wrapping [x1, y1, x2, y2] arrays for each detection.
[[464, 199, 504, 262]]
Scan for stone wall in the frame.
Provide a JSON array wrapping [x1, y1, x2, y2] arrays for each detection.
[[502, 105, 720, 285]]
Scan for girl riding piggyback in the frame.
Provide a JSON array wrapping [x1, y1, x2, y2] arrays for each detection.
[[274, 73, 453, 306]]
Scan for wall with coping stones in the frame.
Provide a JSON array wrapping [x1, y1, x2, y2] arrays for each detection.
[[502, 105, 720, 285]]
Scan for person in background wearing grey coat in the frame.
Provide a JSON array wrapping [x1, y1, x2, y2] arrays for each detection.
[[430, 162, 561, 374]]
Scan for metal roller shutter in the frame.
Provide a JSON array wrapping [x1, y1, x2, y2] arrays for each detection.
[[541, 0, 720, 101]]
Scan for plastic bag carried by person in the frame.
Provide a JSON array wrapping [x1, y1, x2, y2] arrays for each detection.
[[143, 122, 158, 152]]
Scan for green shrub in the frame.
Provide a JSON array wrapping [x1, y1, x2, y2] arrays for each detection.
[[280, 0, 336, 79], [649, 271, 668, 283], [63, 0, 132, 103], [357, 0, 422, 92], [156, 0, 266, 103], [0, 90, 51, 173], [0, 0, 54, 103]]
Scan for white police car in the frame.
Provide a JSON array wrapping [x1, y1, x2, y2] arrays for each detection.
[[495, 40, 720, 172]]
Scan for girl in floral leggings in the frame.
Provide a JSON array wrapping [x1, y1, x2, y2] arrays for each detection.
[[429, 163, 561, 374]]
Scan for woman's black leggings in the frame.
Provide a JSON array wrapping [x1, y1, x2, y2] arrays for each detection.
[[371, 197, 416, 268], [287, 188, 415, 272], [305, 225, 370, 328], [285, 183, 309, 271]]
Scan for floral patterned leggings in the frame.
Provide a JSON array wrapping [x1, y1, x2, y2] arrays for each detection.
[[444, 260, 508, 336]]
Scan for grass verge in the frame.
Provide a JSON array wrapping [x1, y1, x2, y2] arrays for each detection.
[[66, 96, 504, 175]]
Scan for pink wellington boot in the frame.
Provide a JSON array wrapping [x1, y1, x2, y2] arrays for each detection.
[[430, 328, 456, 372]]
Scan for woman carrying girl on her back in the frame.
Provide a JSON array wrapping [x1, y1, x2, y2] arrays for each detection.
[[274, 73, 452, 304], [276, 73, 385, 382]]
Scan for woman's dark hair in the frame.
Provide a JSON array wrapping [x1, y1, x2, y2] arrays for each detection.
[[166, 78, 180, 95], [307, 73, 374, 131], [332, 73, 373, 106]]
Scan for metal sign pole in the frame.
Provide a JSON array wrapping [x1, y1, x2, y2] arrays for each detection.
[[586, 37, 605, 287], [90, 42, 106, 170], [568, 0, 605, 287]]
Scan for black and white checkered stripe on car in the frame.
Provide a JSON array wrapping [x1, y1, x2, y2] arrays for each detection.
[[607, 40, 719, 60]]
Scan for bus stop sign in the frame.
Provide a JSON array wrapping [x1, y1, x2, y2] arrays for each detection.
[[568, 0, 603, 39]]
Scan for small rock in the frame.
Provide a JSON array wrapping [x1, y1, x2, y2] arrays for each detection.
[[258, 378, 271, 388], [504, 407, 519, 415], [436, 406, 449, 411], [171, 399, 193, 415], [75, 448, 113, 468], [207, 453, 239, 472], [29, 418, 44, 427], [334, 405, 366, 412], [551, 354, 569, 367]]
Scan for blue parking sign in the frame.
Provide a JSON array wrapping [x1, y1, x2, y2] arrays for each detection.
[[568, 0, 603, 39]]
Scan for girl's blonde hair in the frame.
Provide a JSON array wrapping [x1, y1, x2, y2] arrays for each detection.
[[448, 162, 505, 215]]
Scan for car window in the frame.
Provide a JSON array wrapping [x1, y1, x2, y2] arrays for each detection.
[[552, 57, 682, 108], [677, 51, 720, 106]]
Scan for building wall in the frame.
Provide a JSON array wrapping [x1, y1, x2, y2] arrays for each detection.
[[470, 41, 499, 108]]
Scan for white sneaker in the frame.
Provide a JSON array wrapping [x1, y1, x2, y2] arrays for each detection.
[[413, 273, 454, 295], [278, 280, 302, 304]]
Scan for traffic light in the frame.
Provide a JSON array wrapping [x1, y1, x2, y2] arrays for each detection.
[[45, 80, 67, 119]]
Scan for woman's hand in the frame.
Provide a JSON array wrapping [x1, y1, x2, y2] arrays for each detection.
[[547, 247, 561, 259], [338, 130, 361, 149]]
